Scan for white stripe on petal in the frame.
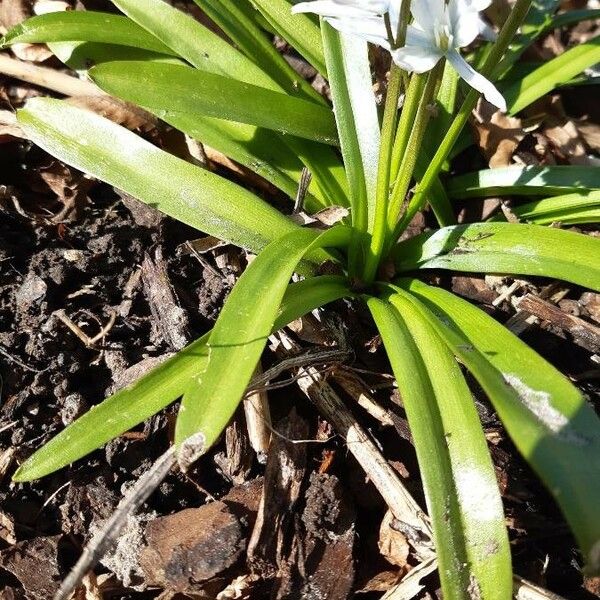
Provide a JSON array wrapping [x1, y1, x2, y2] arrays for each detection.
[[447, 50, 506, 111], [392, 45, 442, 73]]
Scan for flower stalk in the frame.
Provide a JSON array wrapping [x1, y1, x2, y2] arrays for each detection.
[[387, 62, 444, 237], [362, 0, 412, 284], [393, 0, 534, 240]]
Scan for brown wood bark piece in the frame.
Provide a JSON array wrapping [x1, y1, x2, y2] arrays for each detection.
[[214, 415, 253, 485], [139, 502, 244, 592], [518, 294, 600, 353], [247, 408, 309, 577], [141, 247, 190, 351], [0, 535, 62, 600]]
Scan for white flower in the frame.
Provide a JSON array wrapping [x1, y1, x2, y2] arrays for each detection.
[[292, 0, 391, 19], [393, 0, 506, 110], [292, 0, 505, 111]]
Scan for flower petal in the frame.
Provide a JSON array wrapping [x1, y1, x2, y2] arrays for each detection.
[[410, 0, 446, 33], [448, 0, 482, 47], [392, 44, 442, 73], [405, 24, 436, 47], [292, 1, 379, 18], [292, 0, 391, 17], [447, 50, 506, 111], [325, 15, 389, 47], [478, 18, 497, 42]]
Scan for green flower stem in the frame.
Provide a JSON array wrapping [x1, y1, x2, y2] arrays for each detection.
[[360, 0, 411, 283], [387, 63, 443, 236], [362, 63, 403, 283], [391, 0, 534, 241], [388, 73, 426, 185]]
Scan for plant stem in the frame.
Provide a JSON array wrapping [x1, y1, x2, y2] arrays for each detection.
[[391, 0, 534, 241], [362, 63, 403, 283], [388, 74, 426, 186], [386, 64, 443, 236], [360, 0, 412, 283]]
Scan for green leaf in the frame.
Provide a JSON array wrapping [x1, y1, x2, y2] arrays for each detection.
[[369, 294, 511, 600], [498, 9, 600, 78], [138, 110, 330, 211], [90, 61, 338, 145], [505, 36, 600, 114], [18, 97, 298, 253], [48, 41, 182, 71], [393, 222, 600, 291], [174, 226, 352, 464], [110, 0, 277, 88], [494, 0, 561, 77], [281, 136, 350, 208], [252, 0, 327, 76], [13, 276, 352, 482], [321, 22, 378, 232], [192, 0, 323, 102], [448, 165, 600, 198], [0, 11, 175, 54], [400, 278, 600, 574], [488, 190, 600, 225]]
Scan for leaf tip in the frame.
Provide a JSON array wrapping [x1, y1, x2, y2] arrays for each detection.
[[176, 431, 207, 473]]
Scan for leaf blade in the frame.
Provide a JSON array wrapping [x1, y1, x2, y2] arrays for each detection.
[[110, 0, 278, 88], [447, 165, 600, 198], [174, 227, 352, 464], [505, 36, 600, 114], [399, 278, 600, 573], [0, 11, 175, 54], [252, 0, 327, 75], [90, 61, 338, 145], [393, 222, 600, 291], [18, 97, 299, 253], [369, 294, 511, 600]]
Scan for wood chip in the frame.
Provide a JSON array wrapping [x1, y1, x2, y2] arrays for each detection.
[[247, 408, 308, 576], [518, 293, 600, 353], [142, 247, 190, 351], [140, 503, 244, 592], [0, 535, 63, 599]]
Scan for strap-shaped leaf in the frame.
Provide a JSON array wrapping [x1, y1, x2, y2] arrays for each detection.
[[369, 294, 511, 600], [321, 23, 366, 231], [505, 36, 600, 114], [90, 61, 338, 145], [399, 278, 600, 573], [488, 191, 600, 225], [18, 97, 299, 253], [252, 0, 327, 76], [494, 0, 561, 77], [13, 276, 352, 482], [135, 110, 329, 211], [0, 11, 175, 54], [497, 7, 600, 77], [48, 41, 182, 71], [393, 222, 600, 291], [192, 0, 323, 102], [321, 22, 379, 232], [448, 165, 600, 198], [175, 226, 352, 465], [110, 0, 277, 87]]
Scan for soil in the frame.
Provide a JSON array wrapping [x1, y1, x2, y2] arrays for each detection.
[[0, 3, 599, 599]]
